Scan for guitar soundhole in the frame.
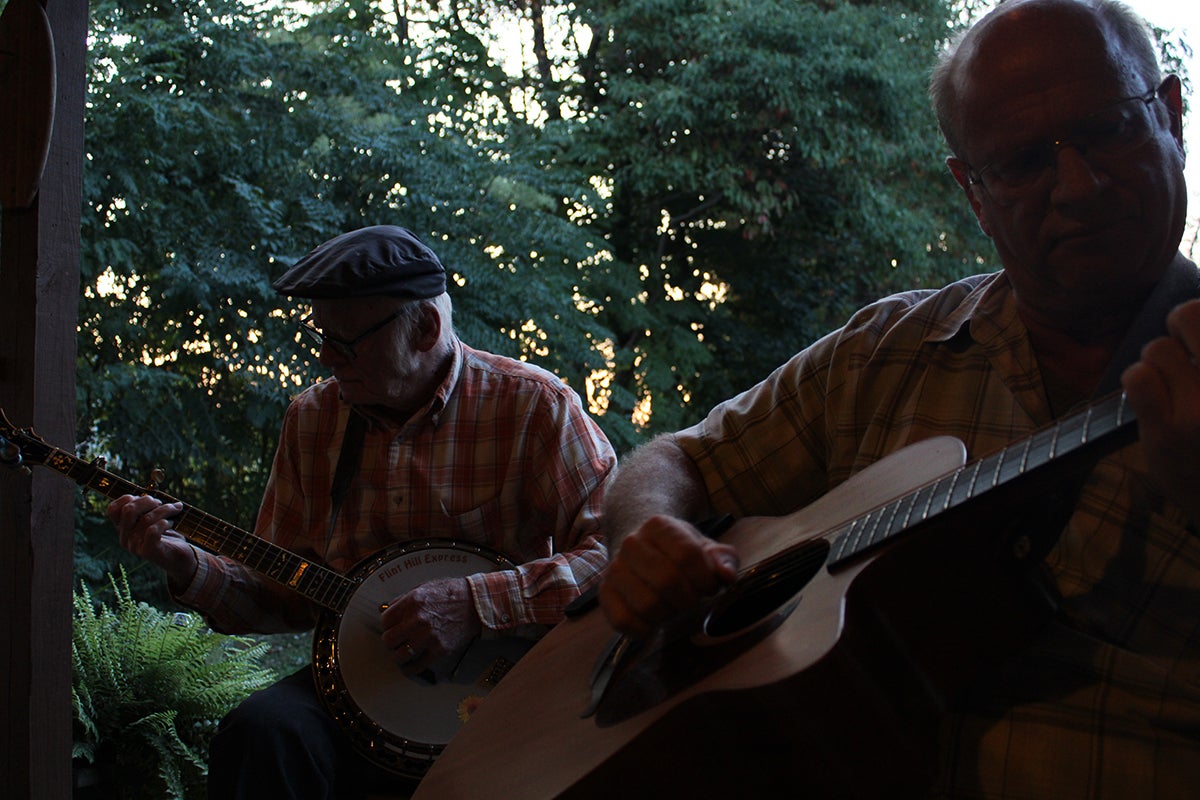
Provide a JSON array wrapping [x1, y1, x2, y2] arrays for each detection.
[[703, 539, 829, 639]]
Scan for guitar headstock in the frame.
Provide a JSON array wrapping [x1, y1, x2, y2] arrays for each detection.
[[0, 408, 54, 470]]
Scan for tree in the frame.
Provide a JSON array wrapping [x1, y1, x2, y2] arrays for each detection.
[[76, 0, 1001, 591], [76, 0, 643, 592], [78, 0, 326, 591], [552, 0, 995, 431]]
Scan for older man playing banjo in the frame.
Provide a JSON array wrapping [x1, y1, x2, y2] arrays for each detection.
[[108, 225, 616, 798]]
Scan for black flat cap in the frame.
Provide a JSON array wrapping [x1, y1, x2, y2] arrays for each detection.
[[273, 225, 447, 299]]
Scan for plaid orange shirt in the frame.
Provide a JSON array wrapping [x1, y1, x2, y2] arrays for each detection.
[[676, 269, 1200, 798], [175, 339, 616, 635]]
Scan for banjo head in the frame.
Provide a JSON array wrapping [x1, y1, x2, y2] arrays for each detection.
[[312, 539, 532, 779]]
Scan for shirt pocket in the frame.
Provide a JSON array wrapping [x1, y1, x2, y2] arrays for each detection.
[[427, 495, 509, 551]]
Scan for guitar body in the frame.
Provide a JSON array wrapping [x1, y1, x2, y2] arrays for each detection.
[[312, 539, 533, 778], [414, 436, 1071, 799]]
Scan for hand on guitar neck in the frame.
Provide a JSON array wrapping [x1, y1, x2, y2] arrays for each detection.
[[1122, 299, 1200, 528]]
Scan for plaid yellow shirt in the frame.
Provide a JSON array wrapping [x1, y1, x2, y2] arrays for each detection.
[[176, 339, 616, 636], [677, 270, 1200, 798]]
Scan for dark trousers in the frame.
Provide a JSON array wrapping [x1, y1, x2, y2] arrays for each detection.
[[208, 668, 415, 799]]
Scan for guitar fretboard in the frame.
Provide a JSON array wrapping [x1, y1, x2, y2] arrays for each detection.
[[37, 447, 353, 611], [827, 391, 1138, 566]]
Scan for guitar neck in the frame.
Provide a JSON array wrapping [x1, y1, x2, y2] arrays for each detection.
[[36, 445, 351, 611], [828, 390, 1138, 565]]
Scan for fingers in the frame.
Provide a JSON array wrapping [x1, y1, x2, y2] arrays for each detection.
[[107, 495, 184, 557], [1165, 298, 1200, 357], [381, 601, 422, 666], [599, 515, 739, 638], [1123, 299, 1200, 435], [381, 612, 428, 669], [1122, 337, 1181, 423], [391, 640, 427, 672], [108, 493, 169, 530], [379, 578, 479, 671], [1121, 299, 1200, 521], [383, 630, 439, 675]]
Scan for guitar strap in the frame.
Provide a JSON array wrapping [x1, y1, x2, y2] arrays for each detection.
[[1094, 255, 1200, 396], [329, 409, 367, 537]]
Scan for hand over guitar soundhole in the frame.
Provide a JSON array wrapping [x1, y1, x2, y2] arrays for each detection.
[[703, 539, 828, 639]]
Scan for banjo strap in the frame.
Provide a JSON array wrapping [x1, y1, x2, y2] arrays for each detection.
[[329, 409, 367, 538]]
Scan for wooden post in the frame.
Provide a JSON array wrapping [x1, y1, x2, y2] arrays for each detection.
[[0, 0, 88, 796]]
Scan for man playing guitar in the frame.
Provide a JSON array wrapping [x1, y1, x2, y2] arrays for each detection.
[[600, 0, 1200, 796]]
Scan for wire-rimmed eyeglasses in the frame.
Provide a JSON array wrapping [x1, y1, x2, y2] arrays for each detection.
[[298, 309, 404, 362], [964, 84, 1163, 203]]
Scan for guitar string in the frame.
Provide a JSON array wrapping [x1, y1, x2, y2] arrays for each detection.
[[740, 392, 1130, 597]]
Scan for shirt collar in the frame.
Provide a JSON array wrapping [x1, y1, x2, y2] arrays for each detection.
[[923, 271, 1013, 349], [425, 337, 465, 426]]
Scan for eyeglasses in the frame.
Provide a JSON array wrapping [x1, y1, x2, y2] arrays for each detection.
[[965, 85, 1162, 203], [298, 309, 404, 362]]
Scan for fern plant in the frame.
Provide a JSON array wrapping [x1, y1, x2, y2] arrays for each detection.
[[72, 568, 276, 799]]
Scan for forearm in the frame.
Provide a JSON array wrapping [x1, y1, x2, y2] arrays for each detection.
[[467, 532, 608, 631], [603, 434, 713, 550], [598, 435, 738, 637], [172, 548, 320, 635]]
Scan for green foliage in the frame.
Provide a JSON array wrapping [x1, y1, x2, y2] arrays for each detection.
[[72, 569, 276, 799], [64, 0, 1200, 595], [80, 0, 321, 533], [76, 0, 995, 578], [561, 0, 995, 428]]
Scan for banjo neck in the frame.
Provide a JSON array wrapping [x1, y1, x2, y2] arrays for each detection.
[[172, 501, 351, 612], [0, 417, 352, 612]]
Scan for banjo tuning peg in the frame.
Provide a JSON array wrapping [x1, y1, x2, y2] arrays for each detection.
[[0, 440, 31, 475]]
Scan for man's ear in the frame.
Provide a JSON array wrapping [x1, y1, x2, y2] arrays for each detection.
[[947, 156, 992, 238], [412, 302, 442, 352], [1159, 74, 1185, 154]]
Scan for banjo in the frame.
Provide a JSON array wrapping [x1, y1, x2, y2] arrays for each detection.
[[0, 410, 532, 779]]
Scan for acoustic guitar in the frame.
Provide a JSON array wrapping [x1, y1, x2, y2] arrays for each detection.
[[413, 391, 1138, 799], [0, 410, 531, 780]]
